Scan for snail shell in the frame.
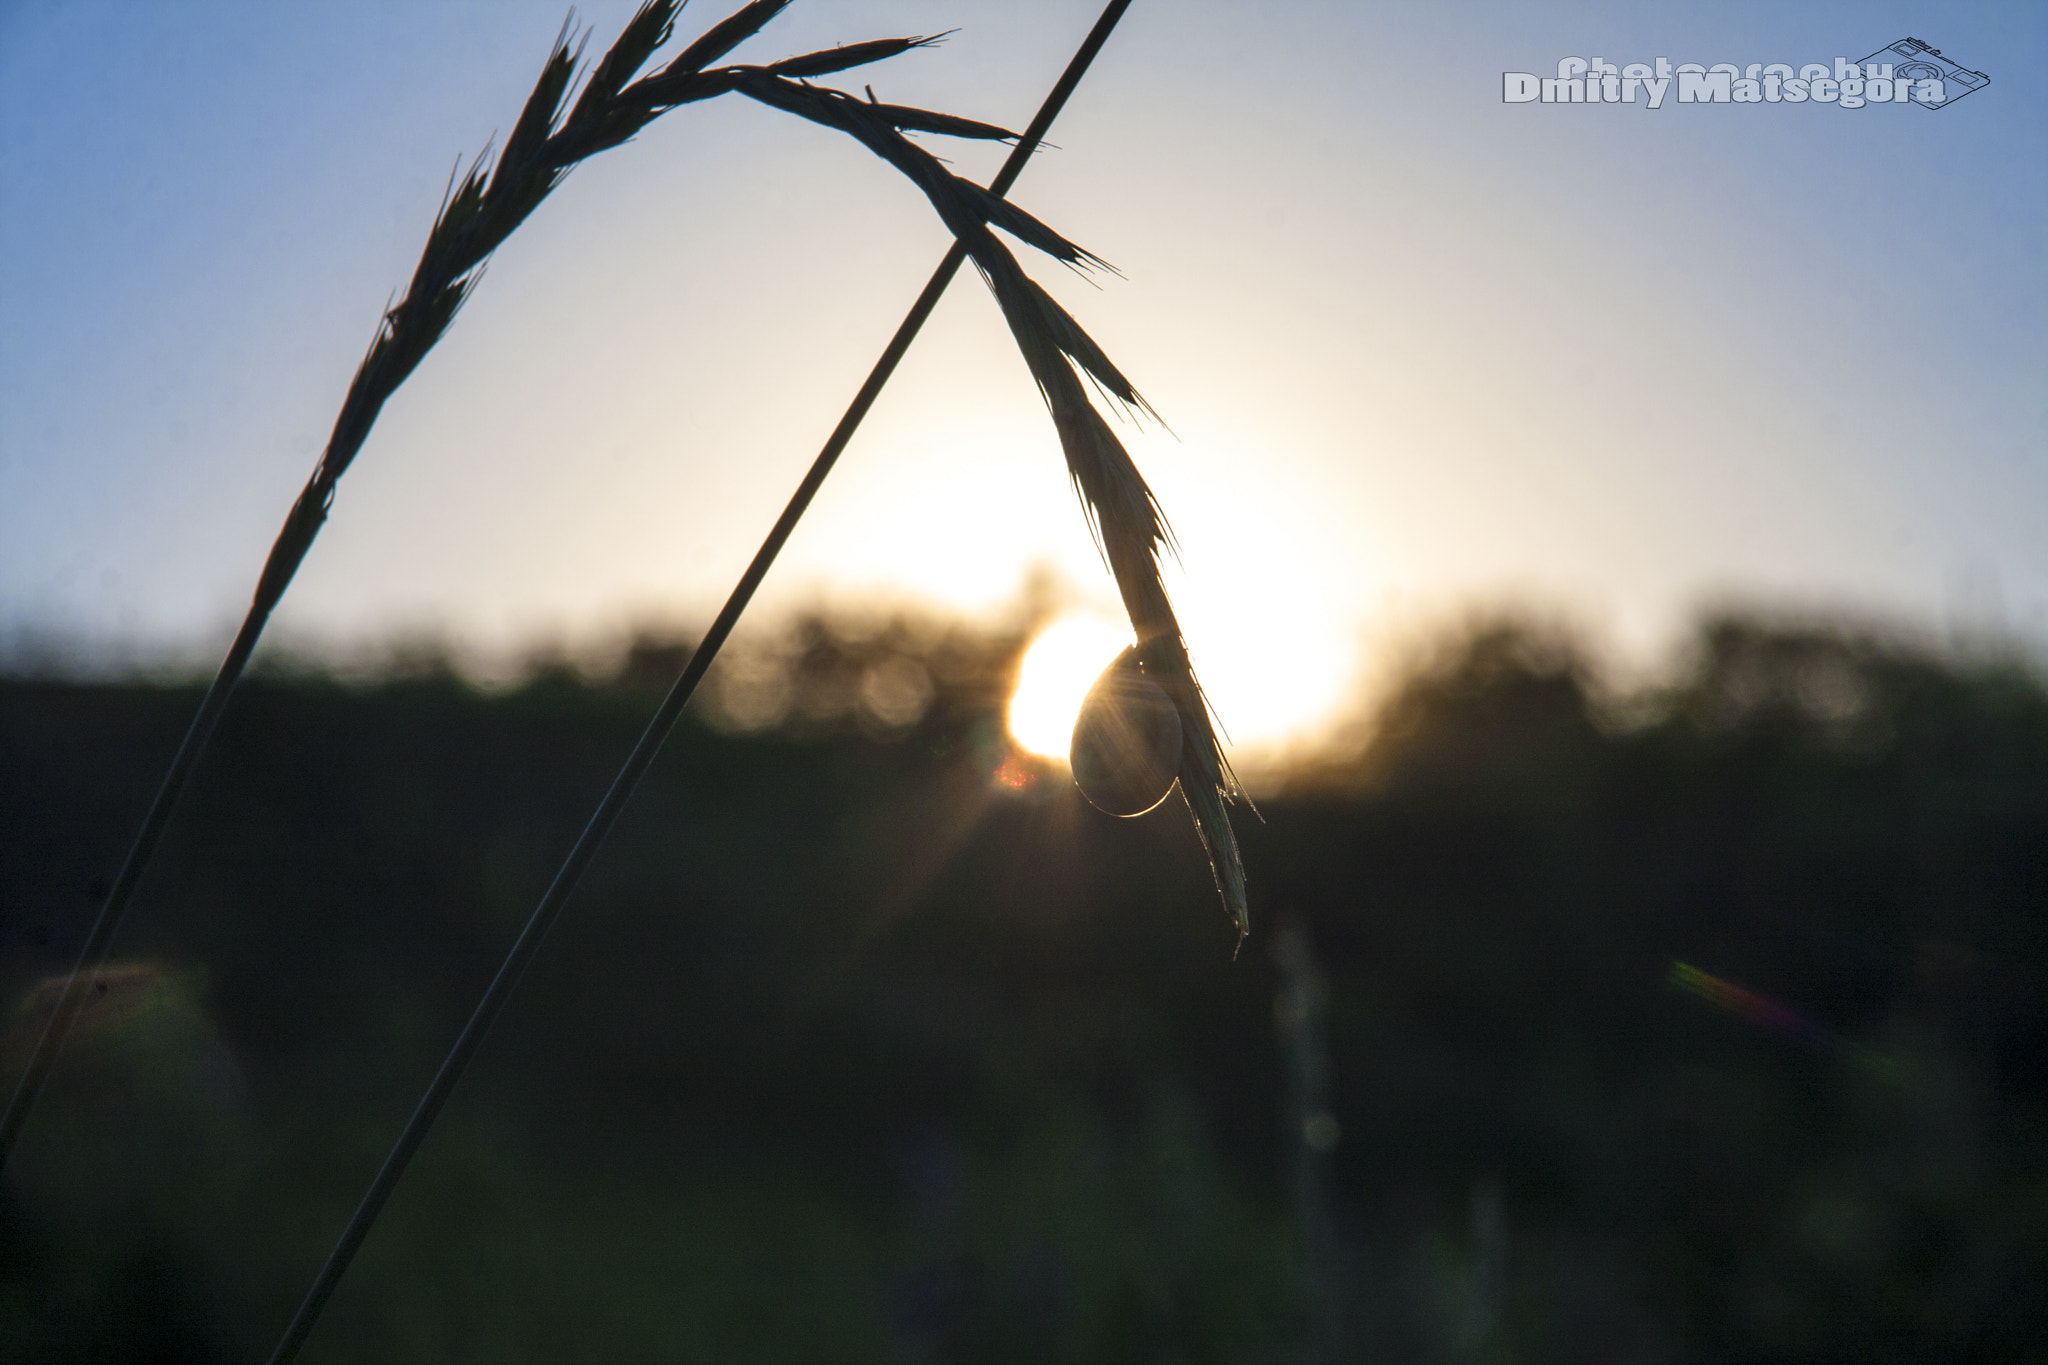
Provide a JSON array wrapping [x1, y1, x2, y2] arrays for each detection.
[[1070, 646, 1182, 817]]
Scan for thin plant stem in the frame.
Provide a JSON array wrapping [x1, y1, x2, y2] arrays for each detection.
[[263, 5, 1132, 1361], [0, 0, 1010, 1174], [0, 577, 282, 1170]]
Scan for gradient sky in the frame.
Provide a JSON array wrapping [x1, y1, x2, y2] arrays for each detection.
[[2, 0, 2043, 758]]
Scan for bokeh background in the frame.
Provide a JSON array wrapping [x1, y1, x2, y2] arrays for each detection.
[[2, 1, 2044, 1360]]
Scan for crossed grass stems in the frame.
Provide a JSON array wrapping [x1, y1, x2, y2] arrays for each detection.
[[6, 0, 1248, 1351]]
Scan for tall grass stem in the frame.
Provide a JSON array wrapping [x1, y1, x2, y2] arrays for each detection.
[[0, 612, 272, 1168], [263, 5, 1131, 1360]]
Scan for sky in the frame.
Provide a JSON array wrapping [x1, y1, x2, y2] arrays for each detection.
[[2, 0, 2043, 763]]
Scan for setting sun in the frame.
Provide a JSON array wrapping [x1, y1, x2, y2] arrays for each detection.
[[1007, 616, 1133, 760]]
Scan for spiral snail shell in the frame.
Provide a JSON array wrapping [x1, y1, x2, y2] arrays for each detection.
[[1070, 646, 1182, 817]]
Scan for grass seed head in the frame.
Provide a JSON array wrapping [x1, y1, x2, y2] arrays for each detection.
[[299, 1, 1250, 938]]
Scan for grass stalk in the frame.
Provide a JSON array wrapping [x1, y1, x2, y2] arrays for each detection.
[[262, 5, 1133, 1359], [0, 0, 1027, 1172]]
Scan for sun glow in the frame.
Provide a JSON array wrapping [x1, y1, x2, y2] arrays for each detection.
[[1007, 615, 1133, 760]]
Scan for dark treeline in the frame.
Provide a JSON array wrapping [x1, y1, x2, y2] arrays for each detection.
[[0, 613, 2043, 1362]]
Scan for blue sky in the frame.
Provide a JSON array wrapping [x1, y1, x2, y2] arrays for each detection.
[[1, 0, 2042, 753]]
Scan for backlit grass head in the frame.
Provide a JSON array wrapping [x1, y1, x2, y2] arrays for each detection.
[[739, 74, 1253, 944]]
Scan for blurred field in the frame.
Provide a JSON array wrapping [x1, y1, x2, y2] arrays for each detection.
[[2, 611, 2044, 1362]]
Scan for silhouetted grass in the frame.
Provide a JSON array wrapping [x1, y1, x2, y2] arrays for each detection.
[[252, 7, 1169, 1357]]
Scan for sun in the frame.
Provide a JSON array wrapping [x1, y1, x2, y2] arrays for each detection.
[[1007, 615, 1134, 760]]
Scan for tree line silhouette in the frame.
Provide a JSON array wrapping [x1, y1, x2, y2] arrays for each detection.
[[2, 610, 2042, 1361]]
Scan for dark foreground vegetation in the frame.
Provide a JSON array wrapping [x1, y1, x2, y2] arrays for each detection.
[[1, 613, 2043, 1363]]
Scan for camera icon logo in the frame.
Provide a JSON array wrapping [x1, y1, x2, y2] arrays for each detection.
[[1864, 37, 1990, 109]]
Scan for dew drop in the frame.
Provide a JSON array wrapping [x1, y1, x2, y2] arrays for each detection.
[[1070, 646, 1181, 817]]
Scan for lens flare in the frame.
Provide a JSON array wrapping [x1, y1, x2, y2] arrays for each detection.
[[1668, 961, 1896, 1083], [1008, 615, 1133, 759]]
